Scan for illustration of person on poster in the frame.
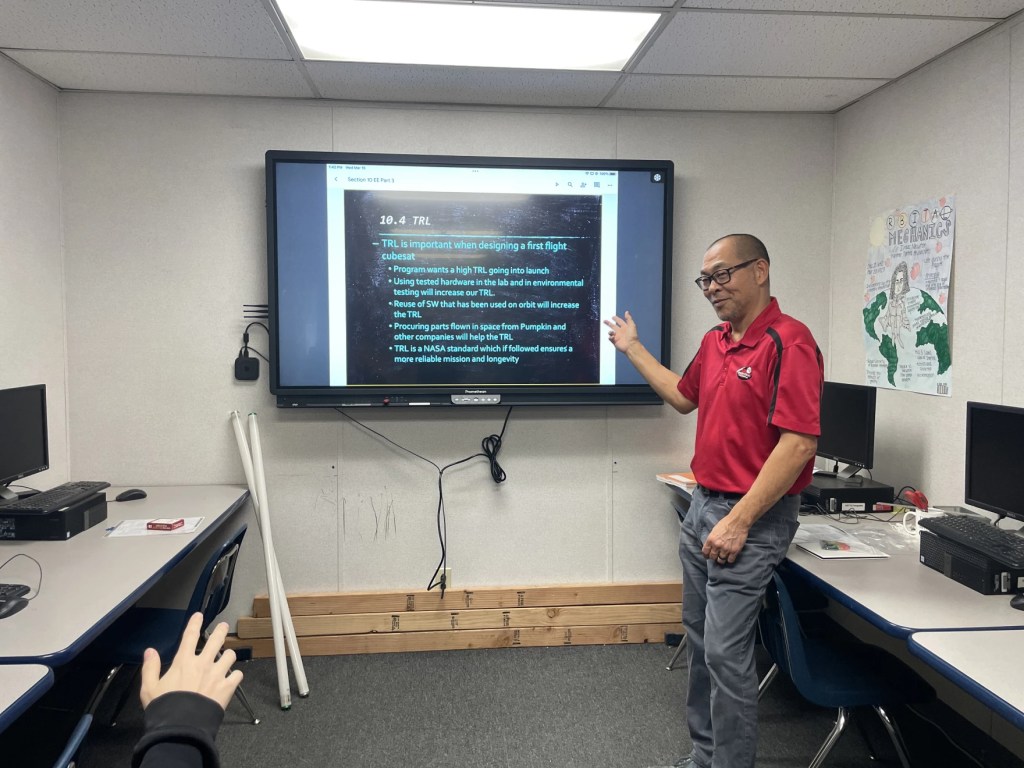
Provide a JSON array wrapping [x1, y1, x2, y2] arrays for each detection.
[[862, 196, 954, 396], [879, 260, 911, 347]]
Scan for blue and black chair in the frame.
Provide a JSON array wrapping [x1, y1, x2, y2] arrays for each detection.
[[51, 712, 92, 768], [758, 566, 933, 768], [86, 524, 258, 726]]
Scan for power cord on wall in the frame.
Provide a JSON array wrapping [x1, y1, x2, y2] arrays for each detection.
[[334, 406, 514, 597]]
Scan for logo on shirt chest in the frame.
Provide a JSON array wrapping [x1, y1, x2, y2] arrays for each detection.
[[736, 366, 753, 380]]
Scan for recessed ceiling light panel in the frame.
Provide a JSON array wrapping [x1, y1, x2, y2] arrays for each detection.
[[278, 0, 661, 71]]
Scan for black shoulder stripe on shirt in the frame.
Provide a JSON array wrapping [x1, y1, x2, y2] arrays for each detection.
[[680, 325, 726, 381], [766, 327, 783, 423], [681, 351, 700, 381]]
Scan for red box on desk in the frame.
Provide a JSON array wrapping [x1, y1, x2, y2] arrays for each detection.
[[147, 518, 184, 531]]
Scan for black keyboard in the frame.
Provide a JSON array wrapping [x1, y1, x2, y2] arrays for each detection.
[[919, 515, 1024, 569], [0, 583, 30, 600], [0, 481, 110, 513]]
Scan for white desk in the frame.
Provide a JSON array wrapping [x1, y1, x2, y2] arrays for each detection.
[[0, 664, 52, 734], [909, 629, 1024, 731], [0, 485, 248, 665], [784, 520, 1024, 637], [661, 487, 1024, 741]]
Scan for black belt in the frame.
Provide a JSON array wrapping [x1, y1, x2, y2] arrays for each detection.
[[696, 484, 744, 500]]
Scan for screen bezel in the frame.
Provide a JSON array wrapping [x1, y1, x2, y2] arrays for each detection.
[[816, 381, 877, 471], [965, 400, 1024, 523], [265, 150, 674, 408], [0, 383, 49, 488]]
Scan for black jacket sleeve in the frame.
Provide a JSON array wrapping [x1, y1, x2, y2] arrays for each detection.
[[131, 691, 225, 768]]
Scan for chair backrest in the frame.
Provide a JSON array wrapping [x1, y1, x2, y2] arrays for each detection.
[[185, 524, 247, 632], [757, 571, 814, 689], [51, 712, 92, 768]]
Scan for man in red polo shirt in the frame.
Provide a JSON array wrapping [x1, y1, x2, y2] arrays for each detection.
[[605, 233, 822, 768]]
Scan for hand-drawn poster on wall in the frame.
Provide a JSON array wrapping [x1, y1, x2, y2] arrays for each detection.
[[862, 196, 954, 396]]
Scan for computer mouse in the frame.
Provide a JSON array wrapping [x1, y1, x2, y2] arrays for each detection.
[[115, 488, 147, 502], [1011, 593, 1024, 611], [0, 597, 28, 619]]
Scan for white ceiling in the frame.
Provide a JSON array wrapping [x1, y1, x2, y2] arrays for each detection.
[[1, 0, 1022, 112]]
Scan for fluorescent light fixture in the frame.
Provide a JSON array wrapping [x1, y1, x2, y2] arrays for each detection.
[[278, 0, 661, 71]]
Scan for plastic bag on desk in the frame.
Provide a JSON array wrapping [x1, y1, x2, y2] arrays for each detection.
[[850, 526, 916, 555]]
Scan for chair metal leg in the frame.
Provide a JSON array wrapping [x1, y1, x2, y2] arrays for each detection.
[[873, 705, 912, 768], [85, 664, 123, 716], [232, 684, 260, 725], [666, 634, 687, 670], [109, 666, 141, 727], [808, 705, 851, 768], [757, 662, 778, 700]]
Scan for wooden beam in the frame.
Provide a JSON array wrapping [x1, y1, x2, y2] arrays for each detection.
[[227, 622, 684, 656], [250, 582, 682, 617], [236, 603, 682, 639]]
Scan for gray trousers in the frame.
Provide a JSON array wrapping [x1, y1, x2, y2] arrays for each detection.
[[679, 487, 799, 768]]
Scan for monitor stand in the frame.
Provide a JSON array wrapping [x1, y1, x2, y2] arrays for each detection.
[[0, 485, 17, 501], [837, 464, 862, 480]]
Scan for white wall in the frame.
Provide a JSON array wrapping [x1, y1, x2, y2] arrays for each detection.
[[52, 95, 833, 623], [0, 56, 68, 489], [831, 18, 1023, 516]]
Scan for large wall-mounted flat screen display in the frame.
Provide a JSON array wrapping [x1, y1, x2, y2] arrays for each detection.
[[266, 151, 674, 407]]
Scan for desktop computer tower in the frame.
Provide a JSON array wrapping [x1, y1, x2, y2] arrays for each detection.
[[801, 475, 895, 514], [0, 493, 108, 541], [919, 530, 1024, 594]]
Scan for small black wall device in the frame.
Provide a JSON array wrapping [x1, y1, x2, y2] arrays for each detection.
[[235, 355, 259, 381]]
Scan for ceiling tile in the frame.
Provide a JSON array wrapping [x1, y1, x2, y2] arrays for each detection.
[[636, 10, 995, 78], [2, 51, 315, 98], [0, 0, 1015, 111], [607, 73, 884, 111], [307, 62, 621, 107], [0, 0, 290, 58], [679, 1, 1024, 17]]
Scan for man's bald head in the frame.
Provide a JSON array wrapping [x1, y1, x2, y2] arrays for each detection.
[[707, 234, 770, 265]]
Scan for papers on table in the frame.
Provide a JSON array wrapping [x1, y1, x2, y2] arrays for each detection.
[[794, 523, 889, 559], [105, 517, 204, 537], [656, 471, 697, 490]]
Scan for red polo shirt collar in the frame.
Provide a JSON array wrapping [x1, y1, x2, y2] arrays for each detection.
[[719, 297, 781, 348]]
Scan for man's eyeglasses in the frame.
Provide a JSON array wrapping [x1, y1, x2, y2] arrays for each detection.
[[694, 258, 759, 290]]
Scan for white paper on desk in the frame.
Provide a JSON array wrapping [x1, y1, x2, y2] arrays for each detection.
[[656, 472, 697, 490], [105, 517, 204, 537], [793, 523, 889, 559]]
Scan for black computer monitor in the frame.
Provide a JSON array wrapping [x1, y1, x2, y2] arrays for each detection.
[[0, 384, 49, 501], [816, 381, 877, 479], [965, 401, 1024, 524]]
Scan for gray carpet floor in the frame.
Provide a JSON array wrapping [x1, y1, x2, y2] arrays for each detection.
[[0, 639, 1012, 767], [70, 642, 915, 768]]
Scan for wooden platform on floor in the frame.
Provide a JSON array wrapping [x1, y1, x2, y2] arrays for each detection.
[[228, 582, 683, 656]]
